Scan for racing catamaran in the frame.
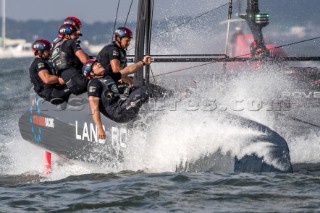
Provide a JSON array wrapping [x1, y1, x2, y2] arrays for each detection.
[[19, 0, 320, 173]]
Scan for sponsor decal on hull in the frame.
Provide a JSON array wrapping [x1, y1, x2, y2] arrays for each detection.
[[75, 121, 105, 142], [29, 97, 55, 143], [75, 121, 127, 148]]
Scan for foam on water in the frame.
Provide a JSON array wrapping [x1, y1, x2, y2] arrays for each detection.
[[120, 63, 319, 172], [289, 131, 320, 164], [122, 107, 271, 172], [1, 135, 120, 181]]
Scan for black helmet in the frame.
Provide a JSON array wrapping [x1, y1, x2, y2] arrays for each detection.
[[82, 59, 98, 79], [114, 27, 133, 39], [58, 24, 78, 36], [32, 38, 51, 54]]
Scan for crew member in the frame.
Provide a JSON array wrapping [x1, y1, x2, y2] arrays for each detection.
[[51, 24, 89, 95], [53, 16, 82, 44], [83, 56, 151, 139], [29, 39, 70, 104], [97, 27, 133, 84]]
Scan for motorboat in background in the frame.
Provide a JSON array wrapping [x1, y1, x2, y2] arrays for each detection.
[[0, 39, 33, 58], [0, 0, 33, 58]]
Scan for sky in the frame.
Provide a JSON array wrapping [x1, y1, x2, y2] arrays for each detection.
[[2, 0, 139, 23], [1, 0, 318, 24], [0, 0, 227, 23]]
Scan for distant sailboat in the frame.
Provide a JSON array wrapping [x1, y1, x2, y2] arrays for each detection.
[[0, 0, 33, 58]]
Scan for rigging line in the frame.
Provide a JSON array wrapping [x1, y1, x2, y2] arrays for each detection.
[[276, 112, 320, 129], [172, 4, 228, 30], [153, 36, 320, 78], [127, 3, 228, 52], [154, 62, 213, 77], [112, 0, 121, 40], [224, 0, 233, 55], [223, 0, 233, 72], [154, 3, 228, 40], [124, 0, 134, 27], [272, 36, 320, 50], [234, 36, 320, 59], [289, 116, 320, 129], [150, 66, 156, 82]]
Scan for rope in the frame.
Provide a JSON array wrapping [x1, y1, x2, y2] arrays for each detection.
[[289, 116, 320, 128], [128, 3, 228, 52], [224, 0, 233, 55], [112, 0, 121, 40], [124, 0, 134, 27], [153, 3, 228, 40], [153, 36, 320, 77], [271, 36, 320, 50], [150, 66, 156, 82], [154, 62, 213, 77], [223, 0, 233, 72], [233, 36, 320, 59]]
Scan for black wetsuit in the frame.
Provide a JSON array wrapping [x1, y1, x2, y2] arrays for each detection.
[[87, 73, 149, 123], [97, 41, 127, 78], [29, 58, 70, 104], [51, 39, 87, 95]]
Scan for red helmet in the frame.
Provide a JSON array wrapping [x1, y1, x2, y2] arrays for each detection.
[[64, 16, 82, 30], [82, 59, 98, 79], [114, 27, 133, 39], [58, 24, 78, 36], [32, 38, 52, 54]]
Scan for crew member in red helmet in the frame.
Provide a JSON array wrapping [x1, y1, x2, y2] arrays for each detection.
[[29, 38, 70, 104], [53, 16, 82, 44], [97, 27, 134, 85], [50, 24, 89, 95]]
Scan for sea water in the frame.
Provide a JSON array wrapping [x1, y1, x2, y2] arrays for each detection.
[[0, 57, 320, 212]]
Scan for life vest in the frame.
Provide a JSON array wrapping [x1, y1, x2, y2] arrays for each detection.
[[98, 42, 127, 74], [51, 40, 79, 75], [98, 76, 121, 106], [30, 75, 43, 94], [30, 76, 50, 100], [109, 41, 127, 68], [118, 47, 127, 70], [29, 58, 50, 99]]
